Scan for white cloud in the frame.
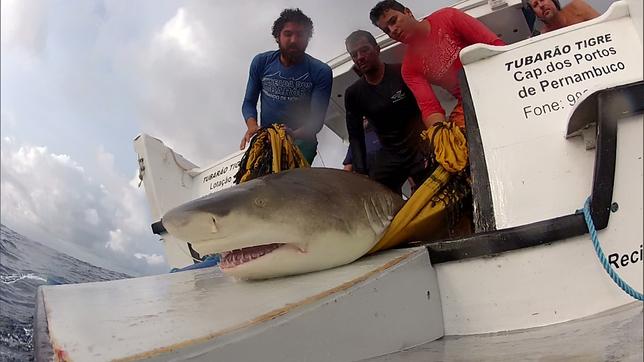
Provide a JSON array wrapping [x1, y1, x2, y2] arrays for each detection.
[[0, 0, 47, 54], [128, 3, 299, 168], [51, 153, 84, 172], [134, 253, 165, 266], [84, 208, 99, 226], [0, 137, 167, 275], [159, 7, 206, 60], [106, 229, 127, 252]]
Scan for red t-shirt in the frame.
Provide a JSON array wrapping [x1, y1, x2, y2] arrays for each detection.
[[402, 8, 505, 119]]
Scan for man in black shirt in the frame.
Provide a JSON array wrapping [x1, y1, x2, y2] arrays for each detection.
[[344, 30, 428, 194]]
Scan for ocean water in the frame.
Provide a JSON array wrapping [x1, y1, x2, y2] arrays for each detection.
[[0, 224, 130, 361]]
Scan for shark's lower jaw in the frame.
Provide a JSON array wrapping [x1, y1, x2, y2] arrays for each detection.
[[219, 243, 286, 269]]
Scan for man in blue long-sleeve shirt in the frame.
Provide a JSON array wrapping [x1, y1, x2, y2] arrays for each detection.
[[240, 8, 333, 164]]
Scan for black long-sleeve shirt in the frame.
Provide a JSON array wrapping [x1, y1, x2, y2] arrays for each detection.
[[344, 63, 425, 174]]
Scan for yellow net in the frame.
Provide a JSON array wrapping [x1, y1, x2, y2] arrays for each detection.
[[422, 120, 469, 173], [234, 124, 309, 184], [368, 121, 470, 253]]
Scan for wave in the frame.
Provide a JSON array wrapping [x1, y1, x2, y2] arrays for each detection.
[[0, 224, 131, 361], [0, 274, 47, 285], [0, 323, 34, 360]]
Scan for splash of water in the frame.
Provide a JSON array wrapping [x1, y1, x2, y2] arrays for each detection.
[[0, 274, 48, 285]]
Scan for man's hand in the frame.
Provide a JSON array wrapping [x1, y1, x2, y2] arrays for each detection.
[[289, 127, 304, 140], [284, 126, 296, 138], [423, 113, 446, 129], [240, 118, 260, 150]]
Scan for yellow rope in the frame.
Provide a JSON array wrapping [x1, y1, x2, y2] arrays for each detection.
[[369, 121, 470, 253], [236, 124, 309, 184], [368, 166, 452, 253], [421, 121, 468, 173]]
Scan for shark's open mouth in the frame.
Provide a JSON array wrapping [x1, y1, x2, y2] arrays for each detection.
[[219, 243, 285, 269]]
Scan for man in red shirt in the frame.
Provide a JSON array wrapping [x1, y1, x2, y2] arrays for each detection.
[[370, 1, 505, 129]]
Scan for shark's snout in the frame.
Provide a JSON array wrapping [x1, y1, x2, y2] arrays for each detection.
[[163, 210, 219, 242]]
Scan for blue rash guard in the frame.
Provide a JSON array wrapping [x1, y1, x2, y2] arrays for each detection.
[[241, 50, 333, 147]]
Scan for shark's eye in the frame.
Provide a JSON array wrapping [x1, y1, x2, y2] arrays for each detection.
[[254, 198, 267, 208]]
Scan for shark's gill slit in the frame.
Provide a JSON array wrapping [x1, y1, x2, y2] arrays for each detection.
[[210, 217, 218, 233]]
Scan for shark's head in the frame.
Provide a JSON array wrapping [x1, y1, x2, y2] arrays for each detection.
[[162, 168, 404, 279]]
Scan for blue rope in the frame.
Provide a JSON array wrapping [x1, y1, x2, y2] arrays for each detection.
[[582, 197, 643, 301]]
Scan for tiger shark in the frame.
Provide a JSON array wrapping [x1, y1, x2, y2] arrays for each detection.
[[162, 168, 404, 280]]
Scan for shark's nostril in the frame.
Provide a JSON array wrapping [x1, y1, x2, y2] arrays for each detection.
[[211, 217, 218, 233]]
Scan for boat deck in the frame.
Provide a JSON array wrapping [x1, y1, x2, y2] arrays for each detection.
[[365, 302, 643, 361], [35, 247, 444, 361]]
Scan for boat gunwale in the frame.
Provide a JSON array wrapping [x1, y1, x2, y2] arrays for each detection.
[[412, 81, 644, 264]]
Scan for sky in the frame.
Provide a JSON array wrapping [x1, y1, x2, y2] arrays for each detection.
[[0, 0, 614, 276]]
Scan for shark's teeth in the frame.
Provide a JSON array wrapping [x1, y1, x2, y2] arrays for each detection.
[[220, 243, 285, 269]]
